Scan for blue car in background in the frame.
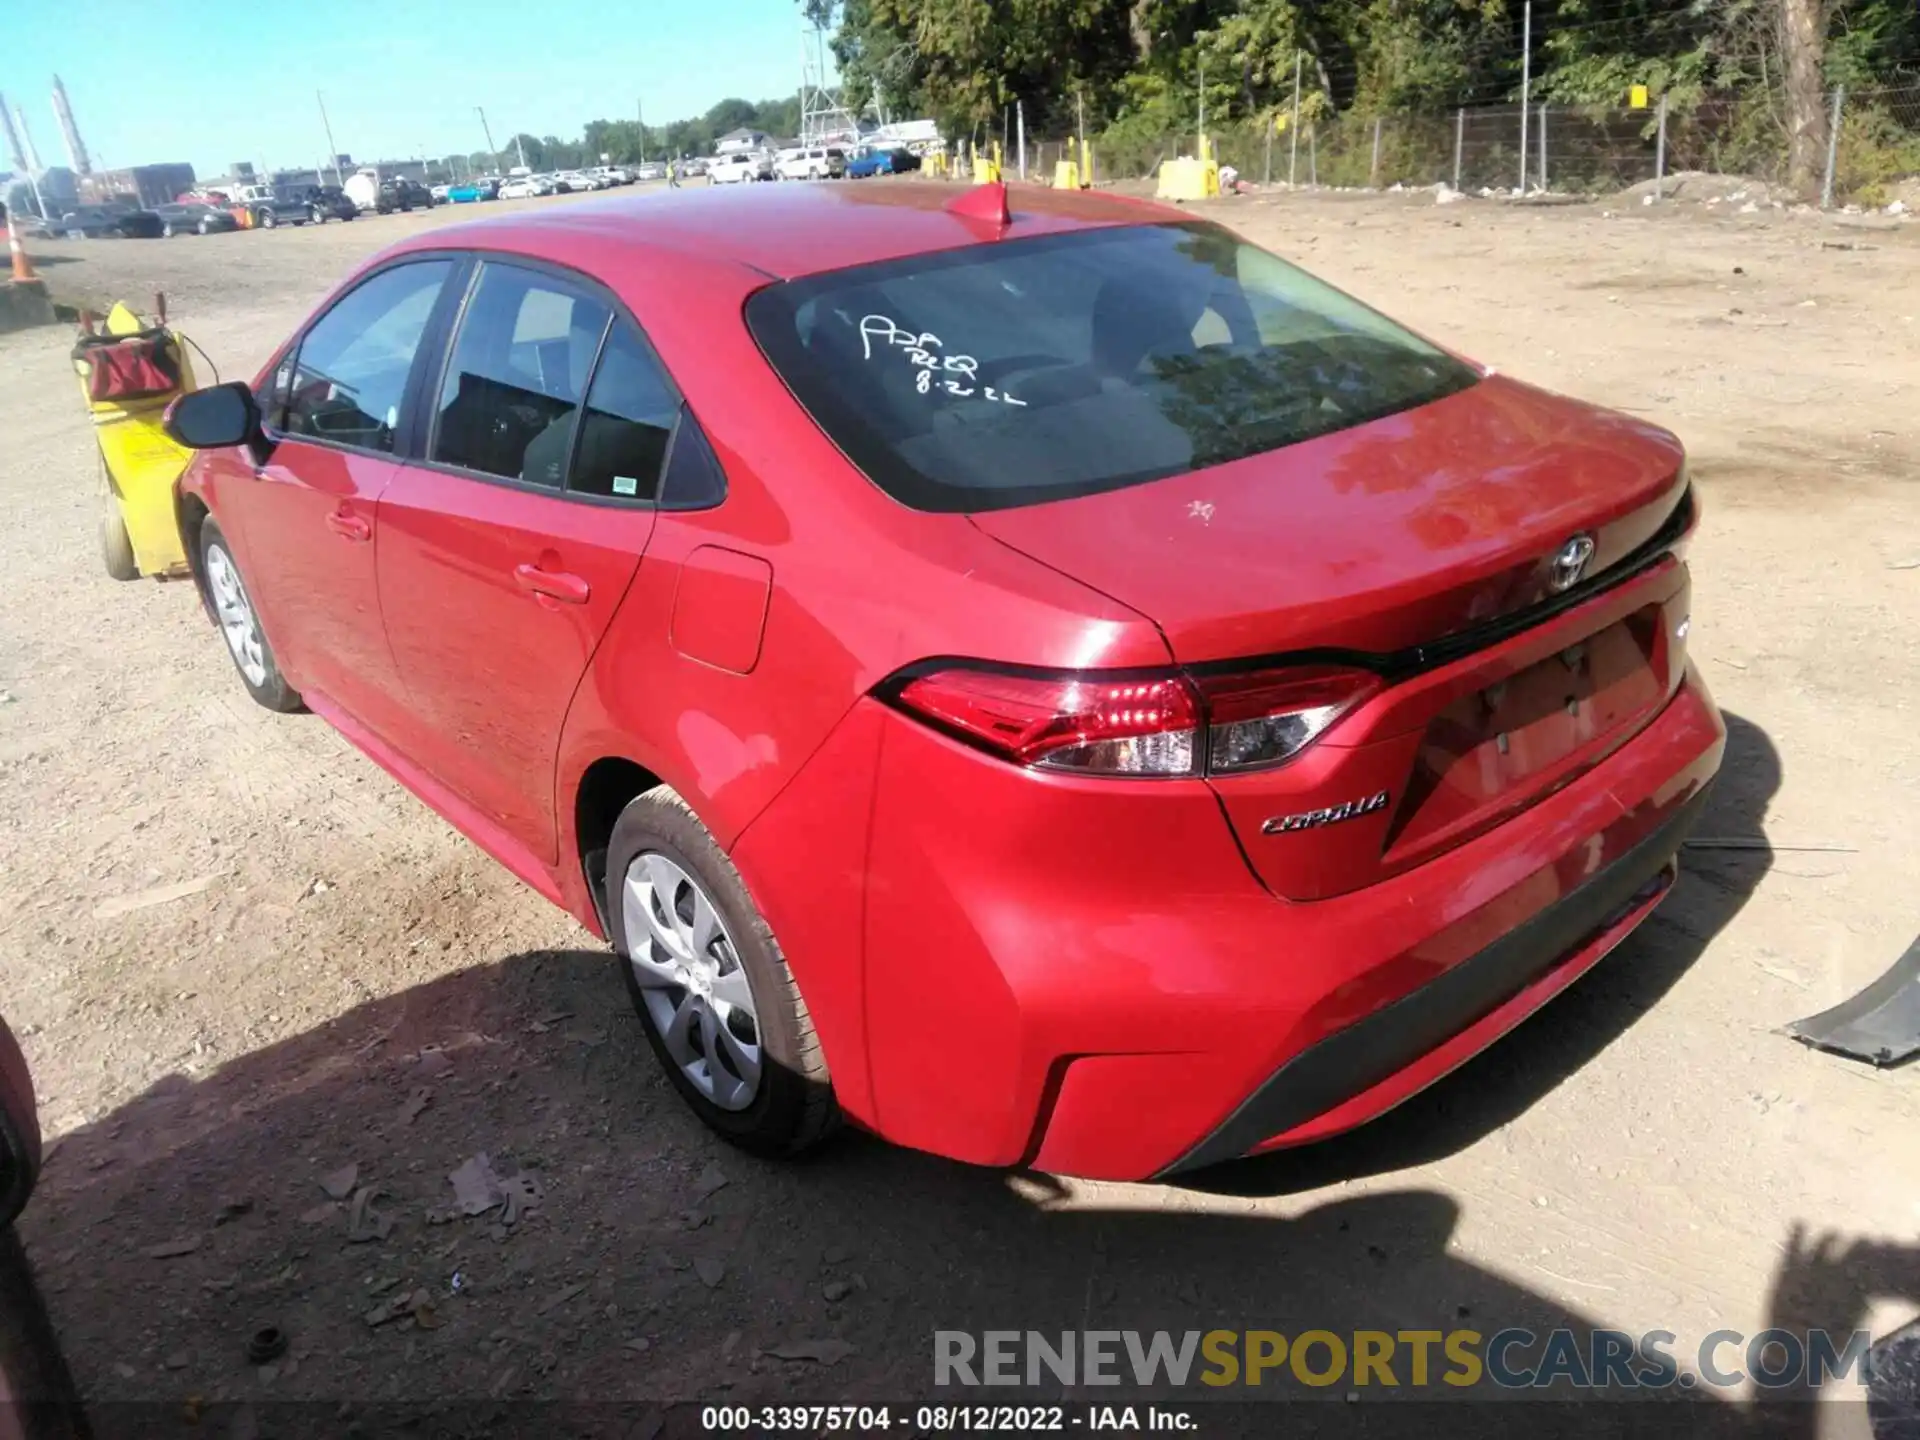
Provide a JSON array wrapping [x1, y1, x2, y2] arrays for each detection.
[[447, 179, 500, 203], [845, 146, 923, 179]]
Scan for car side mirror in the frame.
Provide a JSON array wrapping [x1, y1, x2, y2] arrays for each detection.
[[164, 380, 272, 465]]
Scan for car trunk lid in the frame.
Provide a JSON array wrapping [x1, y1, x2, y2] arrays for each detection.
[[970, 376, 1694, 898]]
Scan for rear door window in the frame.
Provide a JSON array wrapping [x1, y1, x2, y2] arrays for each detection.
[[745, 222, 1479, 513], [567, 319, 682, 501], [430, 262, 612, 487]]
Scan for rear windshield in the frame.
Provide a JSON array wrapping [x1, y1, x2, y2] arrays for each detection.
[[745, 222, 1479, 513]]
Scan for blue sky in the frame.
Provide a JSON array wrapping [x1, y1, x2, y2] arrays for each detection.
[[2, 0, 828, 177]]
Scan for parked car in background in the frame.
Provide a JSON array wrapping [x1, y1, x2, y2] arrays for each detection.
[[632, 161, 668, 182], [229, 185, 311, 230], [679, 157, 708, 178], [430, 183, 453, 202], [57, 206, 164, 239], [497, 176, 549, 200], [376, 179, 434, 213], [846, 145, 924, 179], [775, 147, 847, 181], [707, 151, 771, 184], [447, 178, 499, 203], [302, 186, 359, 223], [588, 166, 630, 187], [153, 202, 238, 237], [158, 183, 1723, 1178]]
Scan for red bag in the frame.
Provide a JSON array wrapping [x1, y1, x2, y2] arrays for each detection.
[[73, 330, 182, 404]]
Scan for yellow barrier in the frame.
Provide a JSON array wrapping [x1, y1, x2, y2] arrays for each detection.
[[1053, 159, 1080, 189], [1155, 154, 1221, 201]]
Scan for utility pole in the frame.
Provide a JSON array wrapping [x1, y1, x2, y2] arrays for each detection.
[[1198, 45, 1205, 153], [476, 106, 499, 171], [317, 91, 343, 186], [1518, 0, 1532, 193], [1288, 51, 1302, 186], [1016, 99, 1026, 179], [638, 98, 646, 163], [516, 134, 527, 171]]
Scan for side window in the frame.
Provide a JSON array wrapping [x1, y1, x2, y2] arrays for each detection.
[[281, 260, 452, 452], [568, 320, 680, 501], [432, 263, 611, 487]]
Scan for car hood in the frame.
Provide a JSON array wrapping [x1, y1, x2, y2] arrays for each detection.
[[968, 374, 1688, 663]]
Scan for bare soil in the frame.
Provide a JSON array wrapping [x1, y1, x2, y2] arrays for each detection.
[[0, 184, 1916, 1429]]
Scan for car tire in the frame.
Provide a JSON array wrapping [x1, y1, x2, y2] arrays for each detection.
[[161, 222, 175, 238], [260, 209, 277, 229], [198, 519, 302, 713], [608, 786, 839, 1158], [198, 219, 211, 235]]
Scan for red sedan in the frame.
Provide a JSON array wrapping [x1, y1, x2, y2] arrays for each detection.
[[163, 181, 1722, 1179]]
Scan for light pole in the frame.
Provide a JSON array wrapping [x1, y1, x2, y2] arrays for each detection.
[[476, 106, 500, 172], [316, 91, 343, 185]]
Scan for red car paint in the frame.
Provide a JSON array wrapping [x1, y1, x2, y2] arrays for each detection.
[[177, 182, 1722, 1180]]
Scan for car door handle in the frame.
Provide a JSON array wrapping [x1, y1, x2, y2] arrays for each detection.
[[513, 563, 590, 604], [326, 510, 372, 542]]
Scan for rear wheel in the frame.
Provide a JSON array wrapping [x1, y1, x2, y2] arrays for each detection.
[[199, 520, 301, 712], [99, 465, 137, 581], [609, 787, 838, 1157]]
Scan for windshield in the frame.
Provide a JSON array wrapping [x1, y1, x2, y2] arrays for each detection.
[[745, 221, 1480, 513]]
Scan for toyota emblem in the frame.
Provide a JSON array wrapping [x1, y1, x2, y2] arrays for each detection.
[[1548, 534, 1597, 593]]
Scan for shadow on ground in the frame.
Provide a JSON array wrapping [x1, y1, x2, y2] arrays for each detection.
[[8, 710, 1911, 1437]]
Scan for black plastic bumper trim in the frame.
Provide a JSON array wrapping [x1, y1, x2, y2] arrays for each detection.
[[1156, 782, 1713, 1177]]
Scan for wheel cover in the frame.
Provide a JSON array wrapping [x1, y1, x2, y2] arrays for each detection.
[[622, 851, 763, 1111], [205, 543, 268, 687]]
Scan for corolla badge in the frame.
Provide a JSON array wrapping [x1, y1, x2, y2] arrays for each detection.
[[1548, 533, 1597, 593], [1261, 790, 1390, 835]]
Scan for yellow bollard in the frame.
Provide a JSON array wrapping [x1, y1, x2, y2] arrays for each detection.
[[1052, 158, 1080, 189], [977, 155, 1002, 184]]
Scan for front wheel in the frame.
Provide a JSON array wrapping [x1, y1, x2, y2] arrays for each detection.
[[609, 787, 838, 1157], [260, 209, 277, 229], [199, 520, 302, 712]]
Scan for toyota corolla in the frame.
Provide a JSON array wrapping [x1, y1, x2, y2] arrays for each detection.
[[162, 181, 1722, 1178]]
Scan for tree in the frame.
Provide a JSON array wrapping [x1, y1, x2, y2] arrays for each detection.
[[1780, 0, 1830, 194]]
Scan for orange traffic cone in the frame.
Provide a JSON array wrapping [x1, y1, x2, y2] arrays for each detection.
[[8, 209, 39, 283]]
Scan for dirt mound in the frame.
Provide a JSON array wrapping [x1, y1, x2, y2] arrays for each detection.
[[1617, 170, 1776, 205]]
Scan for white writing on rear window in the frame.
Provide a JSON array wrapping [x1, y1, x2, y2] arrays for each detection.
[[858, 314, 1026, 407]]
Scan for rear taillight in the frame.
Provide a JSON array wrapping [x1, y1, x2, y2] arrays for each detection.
[[895, 669, 1199, 776], [1196, 665, 1382, 774], [890, 663, 1377, 778]]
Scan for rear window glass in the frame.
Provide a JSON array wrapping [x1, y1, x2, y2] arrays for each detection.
[[745, 222, 1479, 513]]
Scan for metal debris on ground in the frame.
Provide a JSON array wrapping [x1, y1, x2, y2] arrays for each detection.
[[93, 874, 222, 919], [144, 1236, 204, 1259], [691, 1163, 729, 1203], [398, 1086, 433, 1125], [1684, 838, 1857, 853], [449, 1154, 505, 1216], [537, 1282, 587, 1315], [346, 1187, 394, 1243], [763, 1339, 858, 1365], [318, 1164, 358, 1201]]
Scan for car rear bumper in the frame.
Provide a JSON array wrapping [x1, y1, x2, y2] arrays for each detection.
[[734, 664, 1724, 1182]]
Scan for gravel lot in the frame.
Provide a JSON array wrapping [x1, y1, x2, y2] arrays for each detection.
[[0, 183, 1916, 1430]]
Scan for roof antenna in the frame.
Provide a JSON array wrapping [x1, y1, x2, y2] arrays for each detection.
[[944, 179, 1010, 234]]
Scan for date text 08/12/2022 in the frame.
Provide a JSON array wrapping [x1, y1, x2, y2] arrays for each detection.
[[700, 1405, 1193, 1432]]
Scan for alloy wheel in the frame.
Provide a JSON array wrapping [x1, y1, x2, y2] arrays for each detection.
[[622, 851, 763, 1111], [205, 543, 268, 687]]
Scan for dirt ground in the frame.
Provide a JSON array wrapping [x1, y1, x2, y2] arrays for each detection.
[[0, 183, 1916, 1431]]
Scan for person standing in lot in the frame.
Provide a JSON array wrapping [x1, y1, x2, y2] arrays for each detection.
[[668, 160, 681, 189]]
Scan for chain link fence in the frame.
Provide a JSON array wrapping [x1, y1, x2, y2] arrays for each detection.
[[1021, 84, 1920, 206]]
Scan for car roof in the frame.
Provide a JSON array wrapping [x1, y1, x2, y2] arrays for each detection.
[[383, 181, 1176, 282]]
